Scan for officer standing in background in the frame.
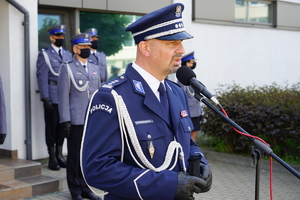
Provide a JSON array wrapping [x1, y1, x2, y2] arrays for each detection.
[[58, 33, 101, 200], [81, 3, 212, 200], [84, 28, 108, 83], [108, 65, 120, 80], [36, 25, 72, 170], [178, 52, 202, 141], [0, 75, 7, 145]]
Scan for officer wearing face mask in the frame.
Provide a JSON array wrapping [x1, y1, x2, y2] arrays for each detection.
[[57, 33, 101, 200], [177, 52, 202, 141], [84, 28, 108, 83], [36, 24, 72, 171]]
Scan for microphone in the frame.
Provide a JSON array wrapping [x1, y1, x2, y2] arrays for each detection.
[[176, 66, 222, 108]]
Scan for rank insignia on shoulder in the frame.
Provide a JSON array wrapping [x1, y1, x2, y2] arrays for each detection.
[[102, 79, 120, 89], [133, 80, 145, 94], [180, 110, 188, 118]]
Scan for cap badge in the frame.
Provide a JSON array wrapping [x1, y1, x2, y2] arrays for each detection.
[[175, 5, 182, 17], [61, 25, 64, 29]]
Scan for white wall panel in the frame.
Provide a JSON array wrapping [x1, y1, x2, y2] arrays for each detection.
[[39, 0, 81, 8], [107, 0, 172, 14], [83, 0, 106, 10]]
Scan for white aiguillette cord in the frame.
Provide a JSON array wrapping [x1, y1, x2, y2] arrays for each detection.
[[111, 89, 186, 173]]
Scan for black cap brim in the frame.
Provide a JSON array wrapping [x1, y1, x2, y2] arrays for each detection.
[[156, 31, 193, 41], [53, 32, 65, 36]]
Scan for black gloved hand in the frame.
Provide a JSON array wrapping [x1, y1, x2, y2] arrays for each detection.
[[199, 162, 212, 192], [61, 122, 71, 138], [0, 133, 6, 145], [42, 98, 53, 111], [175, 172, 207, 200]]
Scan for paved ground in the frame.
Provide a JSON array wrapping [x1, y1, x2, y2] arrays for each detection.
[[24, 153, 300, 200]]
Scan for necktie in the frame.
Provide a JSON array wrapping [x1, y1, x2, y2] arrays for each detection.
[[58, 49, 62, 59], [83, 65, 88, 73], [93, 52, 98, 61], [158, 82, 169, 116]]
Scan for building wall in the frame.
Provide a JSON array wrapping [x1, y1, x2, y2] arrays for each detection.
[[186, 23, 300, 91], [185, 0, 300, 93], [0, 0, 40, 159]]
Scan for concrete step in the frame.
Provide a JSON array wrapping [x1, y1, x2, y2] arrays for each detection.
[[0, 158, 60, 200]]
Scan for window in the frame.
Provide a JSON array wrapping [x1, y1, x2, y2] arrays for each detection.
[[38, 7, 74, 51], [235, 0, 272, 24]]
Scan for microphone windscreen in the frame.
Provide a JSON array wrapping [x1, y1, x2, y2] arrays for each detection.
[[176, 65, 196, 86]]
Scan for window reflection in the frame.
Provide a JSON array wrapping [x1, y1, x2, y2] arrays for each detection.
[[235, 0, 271, 23], [80, 11, 142, 78], [38, 14, 62, 50]]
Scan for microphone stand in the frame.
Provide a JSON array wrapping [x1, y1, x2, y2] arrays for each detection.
[[194, 93, 300, 200]]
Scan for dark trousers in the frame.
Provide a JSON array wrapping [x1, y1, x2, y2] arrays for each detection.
[[67, 125, 91, 197], [44, 103, 64, 148]]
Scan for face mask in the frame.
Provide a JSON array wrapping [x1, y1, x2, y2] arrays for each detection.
[[191, 62, 197, 69], [54, 39, 64, 47], [78, 48, 91, 59], [91, 40, 99, 49]]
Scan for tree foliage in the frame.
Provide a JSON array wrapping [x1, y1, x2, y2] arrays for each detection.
[[80, 11, 132, 56]]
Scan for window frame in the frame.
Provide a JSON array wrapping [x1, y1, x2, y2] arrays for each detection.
[[234, 0, 275, 28]]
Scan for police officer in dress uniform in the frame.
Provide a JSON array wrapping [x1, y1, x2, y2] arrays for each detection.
[[81, 3, 212, 200], [84, 28, 108, 83], [58, 33, 101, 200], [0, 76, 7, 145], [178, 52, 203, 141], [36, 25, 72, 170]]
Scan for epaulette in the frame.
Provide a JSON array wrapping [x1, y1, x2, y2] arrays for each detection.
[[63, 60, 73, 64], [166, 78, 181, 88], [101, 74, 127, 91], [40, 48, 48, 52]]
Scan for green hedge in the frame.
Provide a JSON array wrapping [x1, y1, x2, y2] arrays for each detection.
[[201, 82, 300, 161]]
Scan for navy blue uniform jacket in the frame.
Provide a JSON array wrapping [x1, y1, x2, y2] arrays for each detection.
[[81, 64, 207, 200]]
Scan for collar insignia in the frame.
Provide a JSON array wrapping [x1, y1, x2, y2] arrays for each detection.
[[133, 80, 145, 94]]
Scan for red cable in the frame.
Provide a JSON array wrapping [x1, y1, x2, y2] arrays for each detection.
[[221, 108, 273, 200]]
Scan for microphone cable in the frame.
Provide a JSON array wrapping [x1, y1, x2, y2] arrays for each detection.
[[221, 108, 273, 200]]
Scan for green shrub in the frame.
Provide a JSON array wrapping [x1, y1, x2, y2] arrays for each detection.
[[201, 82, 300, 162]]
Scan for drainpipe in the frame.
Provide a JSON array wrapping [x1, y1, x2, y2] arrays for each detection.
[[6, 0, 32, 160]]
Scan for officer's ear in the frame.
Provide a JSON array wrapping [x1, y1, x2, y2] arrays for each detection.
[[73, 45, 78, 54], [138, 41, 150, 57], [49, 35, 55, 43]]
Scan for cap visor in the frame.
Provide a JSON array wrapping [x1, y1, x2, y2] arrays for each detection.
[[156, 31, 193, 41], [53, 33, 65, 36], [77, 42, 92, 45]]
